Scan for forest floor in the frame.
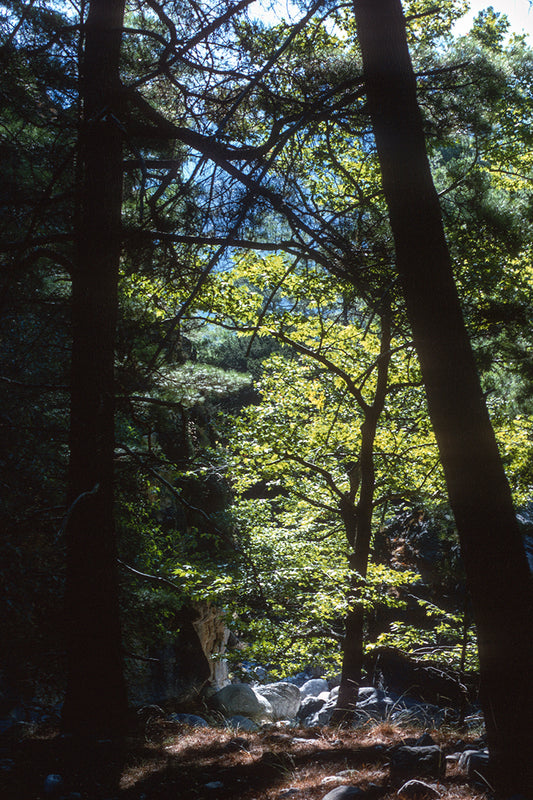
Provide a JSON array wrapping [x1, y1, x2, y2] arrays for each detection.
[[0, 717, 492, 800]]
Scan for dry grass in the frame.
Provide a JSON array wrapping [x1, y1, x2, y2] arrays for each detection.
[[0, 719, 491, 800]]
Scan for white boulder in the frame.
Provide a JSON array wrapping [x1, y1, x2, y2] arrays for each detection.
[[211, 683, 273, 721], [254, 681, 301, 720], [300, 678, 329, 699]]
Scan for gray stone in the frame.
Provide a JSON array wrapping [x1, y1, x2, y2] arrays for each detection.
[[397, 779, 441, 799], [43, 774, 64, 797], [458, 749, 490, 780], [390, 746, 445, 781], [307, 697, 337, 726], [321, 787, 365, 800], [357, 688, 395, 718], [255, 681, 301, 720], [297, 695, 326, 721], [390, 704, 445, 728], [227, 715, 260, 731], [212, 683, 273, 720], [300, 678, 329, 699], [168, 712, 209, 728]]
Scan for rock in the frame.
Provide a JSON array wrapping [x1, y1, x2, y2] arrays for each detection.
[[227, 715, 260, 731], [168, 712, 209, 727], [191, 604, 231, 689], [391, 704, 445, 728], [300, 678, 329, 699], [306, 697, 337, 726], [283, 668, 323, 687], [255, 682, 301, 720], [397, 779, 441, 799], [297, 695, 326, 721], [128, 602, 230, 706], [357, 688, 395, 718], [414, 733, 435, 747], [367, 647, 465, 707], [390, 746, 445, 781], [321, 787, 365, 800], [458, 749, 490, 780], [212, 683, 273, 721], [43, 774, 64, 797]]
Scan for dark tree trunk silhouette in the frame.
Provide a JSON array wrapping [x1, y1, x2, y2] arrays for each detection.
[[62, 0, 128, 737], [353, 0, 533, 794], [332, 314, 391, 724]]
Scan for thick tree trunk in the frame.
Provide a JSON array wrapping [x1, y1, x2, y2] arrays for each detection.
[[62, 0, 128, 737], [333, 315, 391, 724], [353, 0, 533, 794]]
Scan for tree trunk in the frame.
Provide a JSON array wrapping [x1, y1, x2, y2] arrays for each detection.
[[62, 0, 128, 738], [332, 314, 391, 724], [353, 0, 533, 794]]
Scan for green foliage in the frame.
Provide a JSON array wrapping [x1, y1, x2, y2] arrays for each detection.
[[5, 0, 533, 699]]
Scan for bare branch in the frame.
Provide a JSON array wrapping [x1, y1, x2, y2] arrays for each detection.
[[282, 452, 345, 500]]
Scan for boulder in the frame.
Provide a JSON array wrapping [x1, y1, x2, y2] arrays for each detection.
[[127, 602, 230, 705], [297, 695, 326, 722], [255, 682, 300, 720], [300, 678, 329, 699], [321, 787, 365, 800], [357, 687, 395, 718], [458, 749, 490, 780], [390, 703, 445, 728], [367, 647, 466, 707], [390, 746, 445, 782], [305, 696, 337, 726], [227, 715, 260, 731], [212, 683, 273, 721]]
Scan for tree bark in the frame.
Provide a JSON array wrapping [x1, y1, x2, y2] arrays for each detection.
[[62, 0, 128, 737], [332, 314, 391, 724], [352, 0, 533, 794]]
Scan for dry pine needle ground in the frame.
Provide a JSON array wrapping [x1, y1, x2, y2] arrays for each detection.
[[1, 719, 490, 800]]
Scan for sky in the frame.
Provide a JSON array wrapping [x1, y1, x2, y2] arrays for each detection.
[[454, 0, 533, 39], [252, 1, 533, 45]]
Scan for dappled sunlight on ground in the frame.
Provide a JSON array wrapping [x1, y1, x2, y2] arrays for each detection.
[[1, 720, 491, 800]]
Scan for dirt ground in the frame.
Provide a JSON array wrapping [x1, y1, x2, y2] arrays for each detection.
[[0, 718, 492, 800]]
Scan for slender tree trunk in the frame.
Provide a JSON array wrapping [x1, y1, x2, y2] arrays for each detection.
[[62, 0, 128, 737], [333, 315, 391, 724], [353, 0, 533, 794]]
